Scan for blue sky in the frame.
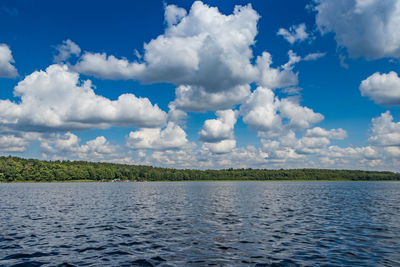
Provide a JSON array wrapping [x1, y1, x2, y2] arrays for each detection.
[[1, 0, 400, 170]]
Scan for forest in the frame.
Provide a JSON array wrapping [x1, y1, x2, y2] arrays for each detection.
[[1, 156, 399, 182]]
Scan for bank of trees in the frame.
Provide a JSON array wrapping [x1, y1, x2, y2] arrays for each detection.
[[0, 156, 399, 182]]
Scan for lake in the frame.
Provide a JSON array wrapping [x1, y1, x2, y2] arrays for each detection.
[[0, 181, 399, 266]]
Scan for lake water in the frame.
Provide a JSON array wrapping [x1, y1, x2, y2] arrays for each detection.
[[0, 181, 399, 266]]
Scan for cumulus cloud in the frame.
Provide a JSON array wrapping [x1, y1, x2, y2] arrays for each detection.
[[322, 145, 380, 163], [126, 122, 188, 150], [75, 2, 259, 89], [240, 87, 323, 134], [199, 110, 237, 143], [202, 139, 236, 154], [314, 0, 400, 59], [164, 4, 187, 26], [360, 71, 400, 105], [240, 87, 281, 133], [54, 39, 81, 63], [256, 51, 299, 89], [384, 146, 400, 157], [72, 2, 302, 112], [127, 111, 400, 170], [130, 120, 400, 170], [369, 111, 400, 146], [262, 129, 332, 158], [40, 132, 120, 161], [0, 64, 167, 131], [0, 134, 29, 152], [74, 52, 145, 80], [170, 84, 251, 112], [0, 44, 18, 78], [305, 127, 347, 140], [279, 99, 324, 129], [277, 23, 310, 44]]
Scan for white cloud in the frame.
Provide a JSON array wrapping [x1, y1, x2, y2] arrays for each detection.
[[305, 127, 348, 139], [124, 111, 400, 171], [0, 64, 167, 131], [74, 52, 146, 80], [256, 51, 298, 89], [126, 122, 188, 150], [303, 52, 326, 61], [199, 110, 237, 143], [240, 87, 323, 134], [0, 44, 18, 78], [54, 39, 81, 63], [0, 134, 29, 152], [360, 71, 400, 105], [261, 130, 331, 158], [240, 87, 281, 133], [75, 2, 259, 90], [164, 4, 187, 26], [281, 50, 302, 71], [384, 146, 400, 157], [72, 2, 302, 112], [322, 145, 380, 162], [202, 139, 236, 154], [167, 104, 188, 124], [279, 98, 324, 129], [277, 23, 310, 44], [369, 111, 400, 146], [40, 132, 120, 161], [170, 84, 251, 112], [261, 135, 304, 161], [300, 136, 330, 149], [314, 0, 400, 59]]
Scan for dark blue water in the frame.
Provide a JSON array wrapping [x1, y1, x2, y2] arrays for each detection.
[[0, 182, 399, 266]]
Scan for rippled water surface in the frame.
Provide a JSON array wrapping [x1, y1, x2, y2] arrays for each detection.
[[1, 181, 400, 266]]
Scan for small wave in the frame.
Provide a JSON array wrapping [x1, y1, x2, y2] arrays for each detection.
[[130, 259, 154, 267], [2, 251, 58, 260]]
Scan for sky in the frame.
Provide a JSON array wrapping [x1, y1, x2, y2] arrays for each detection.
[[1, 0, 400, 171]]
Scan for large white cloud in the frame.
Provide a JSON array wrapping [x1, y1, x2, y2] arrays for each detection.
[[314, 0, 400, 59], [76, 2, 259, 89], [240, 87, 323, 134], [255, 51, 299, 89], [279, 99, 324, 129], [73, 2, 300, 112], [0, 64, 167, 131], [0, 44, 18, 78], [369, 111, 400, 146], [126, 122, 188, 150], [199, 110, 237, 143], [360, 71, 400, 105], [240, 87, 281, 133]]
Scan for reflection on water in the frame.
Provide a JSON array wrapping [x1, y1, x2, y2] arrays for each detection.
[[0, 181, 399, 266]]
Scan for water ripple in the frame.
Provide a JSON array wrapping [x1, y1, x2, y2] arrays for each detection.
[[0, 181, 399, 266]]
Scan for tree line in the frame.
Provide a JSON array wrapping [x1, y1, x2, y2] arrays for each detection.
[[0, 156, 399, 182]]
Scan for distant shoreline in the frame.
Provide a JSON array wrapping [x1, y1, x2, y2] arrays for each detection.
[[1, 156, 400, 183], [1, 179, 400, 184]]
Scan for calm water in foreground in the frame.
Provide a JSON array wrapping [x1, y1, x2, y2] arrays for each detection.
[[0, 181, 399, 266]]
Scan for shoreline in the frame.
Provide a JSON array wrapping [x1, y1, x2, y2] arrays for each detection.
[[2, 179, 400, 183], [2, 156, 400, 183]]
